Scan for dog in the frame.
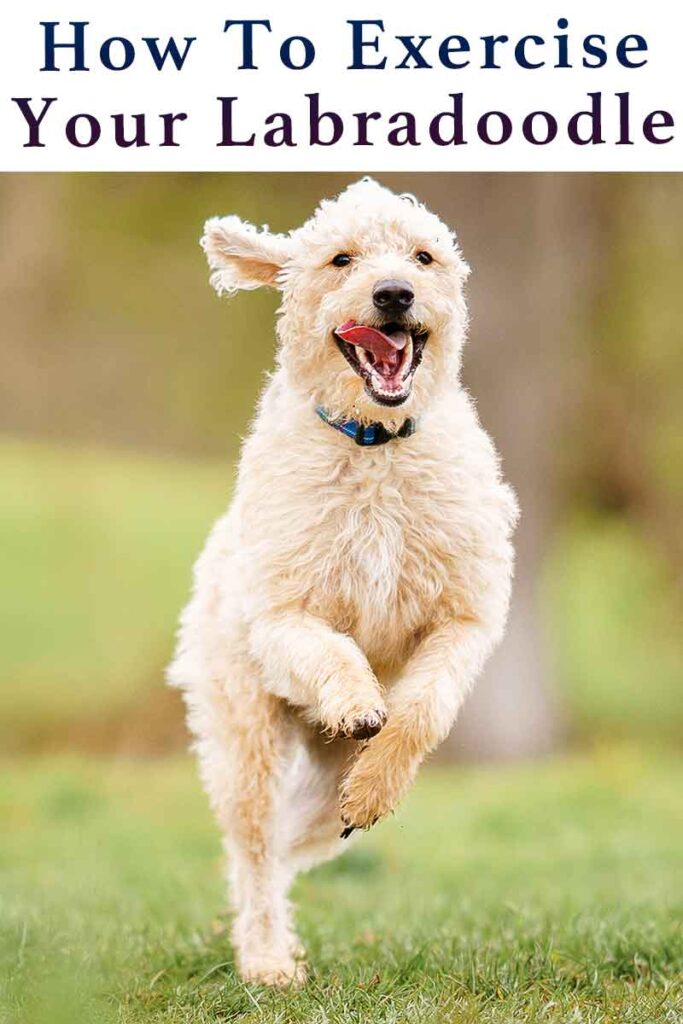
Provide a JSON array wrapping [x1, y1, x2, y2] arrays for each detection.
[[168, 178, 518, 987]]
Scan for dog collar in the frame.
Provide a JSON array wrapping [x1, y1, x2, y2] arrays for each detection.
[[316, 406, 417, 447]]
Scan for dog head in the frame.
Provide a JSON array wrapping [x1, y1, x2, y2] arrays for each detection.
[[202, 178, 470, 426]]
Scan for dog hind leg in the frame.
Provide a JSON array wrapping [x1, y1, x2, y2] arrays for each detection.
[[185, 659, 307, 988]]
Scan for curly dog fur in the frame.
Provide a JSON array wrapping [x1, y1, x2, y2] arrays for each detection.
[[168, 178, 518, 987]]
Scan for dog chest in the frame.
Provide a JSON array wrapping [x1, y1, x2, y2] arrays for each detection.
[[235, 404, 511, 667], [296, 463, 466, 662]]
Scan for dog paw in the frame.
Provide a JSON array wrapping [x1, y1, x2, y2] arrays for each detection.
[[339, 796, 386, 833], [341, 706, 387, 741], [287, 933, 307, 961], [339, 764, 393, 832], [339, 733, 419, 832], [239, 955, 307, 989], [318, 674, 386, 741]]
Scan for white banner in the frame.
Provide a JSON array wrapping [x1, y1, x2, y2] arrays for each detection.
[[1, 0, 681, 170]]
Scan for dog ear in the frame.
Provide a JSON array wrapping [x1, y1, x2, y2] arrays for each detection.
[[201, 216, 291, 295]]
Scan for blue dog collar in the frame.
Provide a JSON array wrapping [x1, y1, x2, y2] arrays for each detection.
[[316, 406, 417, 447]]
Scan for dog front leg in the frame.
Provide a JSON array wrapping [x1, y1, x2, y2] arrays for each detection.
[[340, 617, 494, 831], [249, 610, 386, 740]]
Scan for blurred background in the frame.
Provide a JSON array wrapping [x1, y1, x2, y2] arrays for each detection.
[[1, 172, 681, 759]]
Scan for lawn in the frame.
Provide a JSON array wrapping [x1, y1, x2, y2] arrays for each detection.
[[2, 437, 682, 1021], [0, 438, 231, 750], [1, 747, 681, 1024]]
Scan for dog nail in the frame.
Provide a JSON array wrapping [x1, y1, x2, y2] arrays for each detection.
[[340, 825, 355, 839]]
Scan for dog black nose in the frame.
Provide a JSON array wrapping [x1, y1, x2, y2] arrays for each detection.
[[372, 279, 414, 314]]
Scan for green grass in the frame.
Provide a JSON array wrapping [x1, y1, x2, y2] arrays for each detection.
[[2, 436, 681, 1019], [1, 748, 681, 1023], [546, 513, 683, 743], [0, 438, 231, 749]]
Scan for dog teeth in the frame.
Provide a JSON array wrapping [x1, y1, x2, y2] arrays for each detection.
[[400, 335, 413, 379], [353, 332, 416, 400]]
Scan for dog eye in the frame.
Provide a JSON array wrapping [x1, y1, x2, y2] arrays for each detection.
[[331, 253, 352, 267], [415, 251, 433, 266]]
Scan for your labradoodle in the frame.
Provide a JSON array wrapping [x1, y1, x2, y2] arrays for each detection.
[[168, 178, 518, 987]]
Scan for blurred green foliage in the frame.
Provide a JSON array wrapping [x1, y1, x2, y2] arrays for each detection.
[[1, 174, 351, 457], [546, 515, 683, 742], [594, 179, 683, 516], [1, 437, 680, 752], [0, 438, 230, 749]]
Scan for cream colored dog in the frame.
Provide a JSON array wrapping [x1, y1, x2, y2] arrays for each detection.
[[168, 178, 518, 987]]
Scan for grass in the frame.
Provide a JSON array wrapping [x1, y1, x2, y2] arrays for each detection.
[[2, 436, 681, 1018], [0, 437, 231, 749], [545, 513, 683, 743], [1, 747, 682, 1023]]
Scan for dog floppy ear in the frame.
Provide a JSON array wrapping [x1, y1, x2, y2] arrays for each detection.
[[201, 216, 291, 295]]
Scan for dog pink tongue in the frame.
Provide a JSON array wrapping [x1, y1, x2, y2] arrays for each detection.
[[336, 321, 408, 359]]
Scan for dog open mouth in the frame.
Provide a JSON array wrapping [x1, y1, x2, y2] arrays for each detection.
[[333, 321, 429, 406]]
